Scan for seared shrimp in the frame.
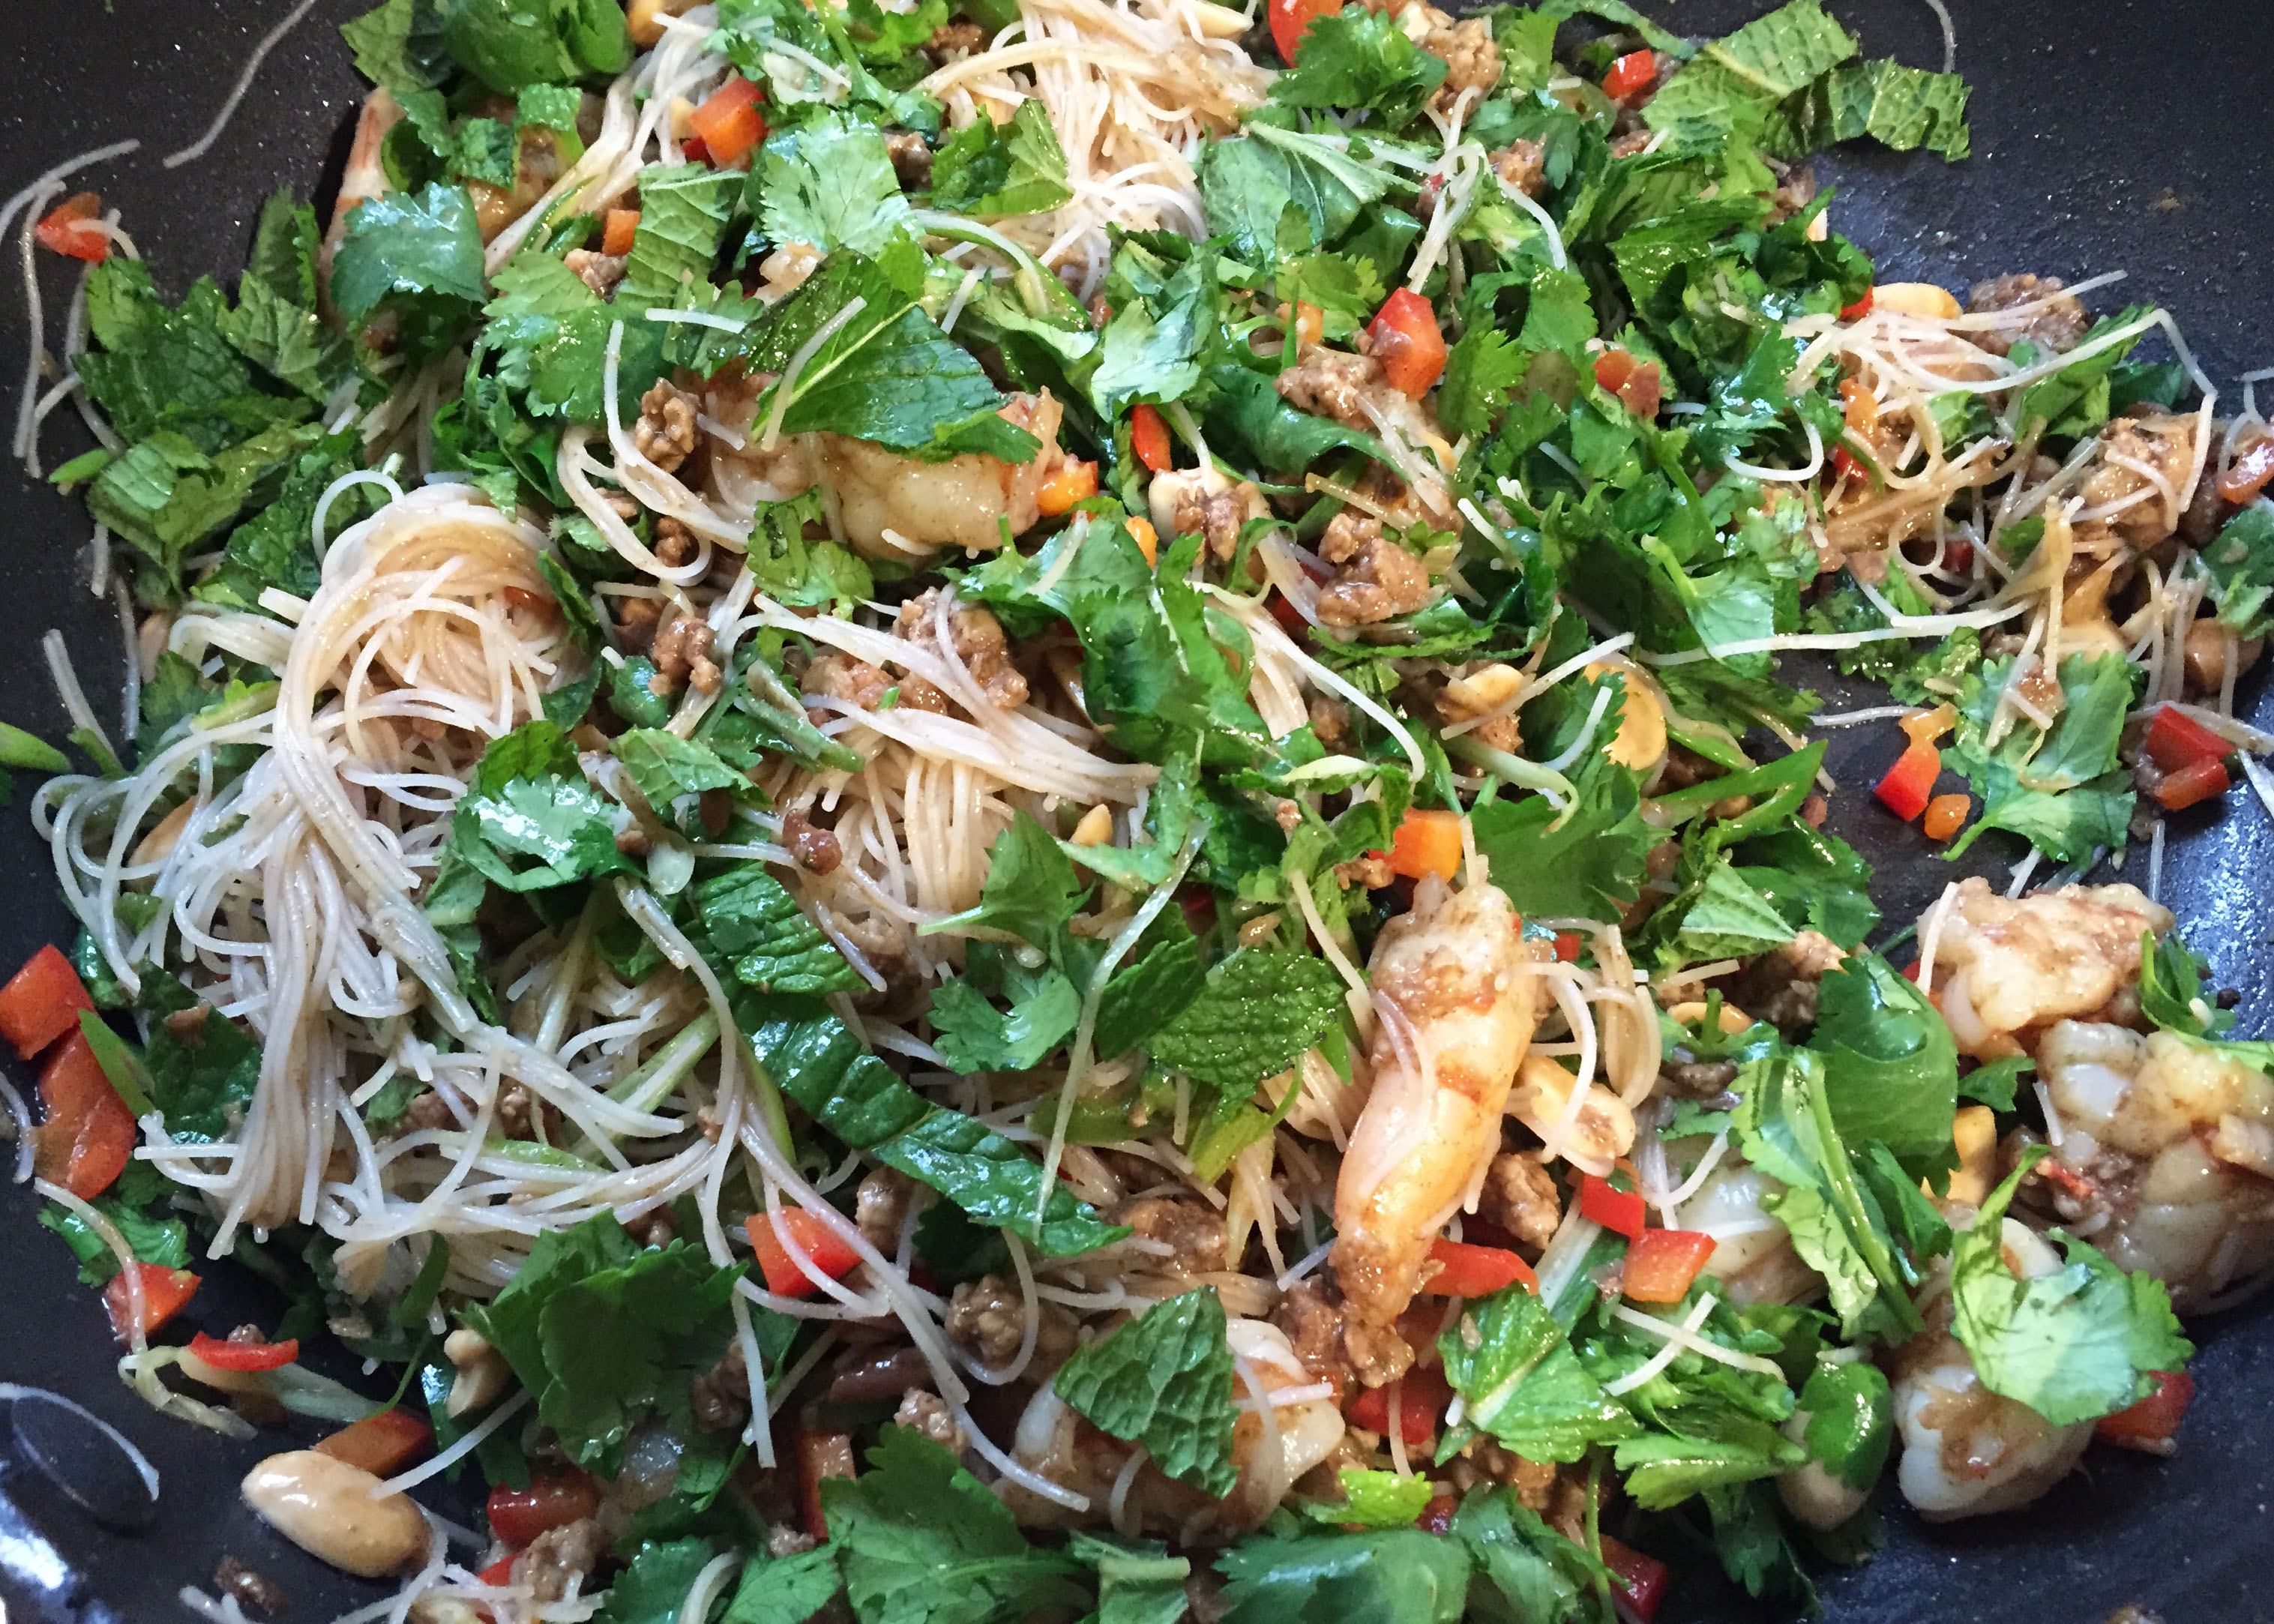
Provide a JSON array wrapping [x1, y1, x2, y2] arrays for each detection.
[[816, 394, 1068, 559], [1003, 1317, 1344, 1536], [2038, 1021, 2274, 1309], [1685, 1155, 1825, 1307], [1332, 876, 1540, 1329], [1925, 879, 2172, 1059], [1891, 1219, 2092, 1519], [700, 388, 1068, 559]]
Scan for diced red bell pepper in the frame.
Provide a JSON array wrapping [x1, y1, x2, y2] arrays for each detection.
[[487, 1470, 601, 1548], [799, 1428, 856, 1541], [186, 1331, 300, 1372], [1598, 1534, 1671, 1623], [1578, 1173, 1646, 1239], [1592, 349, 1662, 418], [2217, 435, 2274, 505], [0, 944, 97, 1060], [1344, 1363, 1452, 1445], [1267, 0, 1341, 63], [750, 1207, 864, 1296], [688, 75, 767, 167], [34, 1030, 135, 1200], [1553, 931, 1583, 963], [1423, 1237, 1538, 1298], [102, 1264, 199, 1342], [1619, 1229, 1716, 1303], [2154, 756, 2230, 811], [313, 1407, 433, 1476], [2144, 704, 2231, 773], [1601, 49, 1657, 100], [1367, 289, 1447, 398], [1036, 459, 1100, 517], [1831, 445, 1868, 484], [1130, 403, 1172, 472], [1380, 807, 1464, 885], [1921, 791, 1970, 843], [1839, 289, 1874, 321], [1873, 741, 1940, 822], [2096, 1369, 2194, 1449], [601, 208, 641, 257], [34, 193, 109, 263]]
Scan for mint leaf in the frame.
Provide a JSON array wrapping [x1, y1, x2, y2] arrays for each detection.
[[1147, 948, 1346, 1090], [331, 182, 488, 358], [1197, 122, 1407, 262], [739, 993, 1125, 1254], [1053, 1287, 1239, 1496], [612, 727, 754, 810], [930, 99, 1073, 218], [1329, 1468, 1437, 1527], [691, 866, 867, 997], [1948, 1149, 2193, 1425], [821, 1428, 1086, 1624], [1438, 1286, 1637, 1464]]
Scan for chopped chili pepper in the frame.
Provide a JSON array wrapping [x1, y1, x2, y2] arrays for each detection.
[[1619, 1230, 1716, 1302], [2096, 1370, 2194, 1449], [1344, 1364, 1452, 1444], [1422, 1237, 1538, 1298], [186, 1331, 300, 1372], [688, 76, 766, 167], [103, 1264, 199, 1342], [1579, 1173, 1646, 1239], [1035, 459, 1099, 517], [1598, 1534, 1670, 1622], [1129, 403, 1171, 472], [750, 1207, 864, 1296], [1601, 49, 1657, 100], [487, 1470, 602, 1548], [1367, 289, 1447, 397], [1266, 0, 1341, 63], [0, 945, 96, 1061], [2153, 756, 2230, 811], [1921, 791, 1970, 843], [2144, 704, 2230, 773], [1839, 289, 1874, 321], [1592, 348, 1662, 418], [1553, 930, 1583, 962], [34, 193, 108, 263], [1874, 741, 1940, 822]]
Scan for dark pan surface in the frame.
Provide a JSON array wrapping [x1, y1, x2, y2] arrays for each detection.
[[0, 2, 2267, 1619]]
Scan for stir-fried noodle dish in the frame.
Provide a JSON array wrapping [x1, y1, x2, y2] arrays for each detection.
[[5, 0, 2272, 1617]]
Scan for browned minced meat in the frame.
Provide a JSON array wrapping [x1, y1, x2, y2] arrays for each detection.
[[1113, 1196, 1227, 1275], [1730, 927, 1846, 1035], [854, 1164, 915, 1250], [894, 589, 1028, 712], [1967, 273, 2090, 358], [214, 1557, 285, 1616], [635, 379, 700, 473], [1421, 14, 1500, 113], [2074, 412, 2202, 553], [924, 19, 985, 60], [1476, 1152, 1560, 1249], [1275, 348, 1388, 432], [616, 595, 665, 652], [652, 515, 697, 568], [520, 1518, 609, 1605], [1443, 1437, 1558, 1509], [564, 247, 627, 298], [1764, 158, 1817, 226], [1490, 139, 1546, 199], [804, 651, 895, 718], [884, 130, 933, 190], [1316, 512, 1432, 628], [1157, 474, 1269, 560], [493, 1081, 561, 1143], [944, 1275, 1078, 1370], [648, 607, 721, 697], [1308, 694, 1353, 749], [780, 808, 843, 876], [894, 1388, 966, 1452], [690, 1338, 749, 1432]]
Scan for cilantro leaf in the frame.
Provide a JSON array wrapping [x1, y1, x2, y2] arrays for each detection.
[[595, 1539, 730, 1624], [1806, 952, 1958, 1177], [142, 993, 263, 1143], [2202, 503, 2274, 639], [821, 1427, 1087, 1624], [464, 1214, 746, 1471], [1146, 949, 1347, 1090], [438, 0, 630, 93], [331, 182, 489, 358], [1949, 1149, 2193, 1425], [1198, 123, 1407, 262], [1328, 1468, 1438, 1527], [1438, 1286, 1638, 1463], [720, 1546, 845, 1624], [929, 945, 1083, 1074], [1053, 1287, 1239, 1496], [1946, 651, 2136, 863], [930, 812, 1086, 948], [1269, 6, 1447, 127], [1216, 1528, 1474, 1624], [1796, 1359, 1892, 1491], [1068, 1532, 1190, 1624], [757, 113, 914, 254], [448, 721, 639, 892], [1471, 754, 1653, 924], [930, 99, 1074, 218]]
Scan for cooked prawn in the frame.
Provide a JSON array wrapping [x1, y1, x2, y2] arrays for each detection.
[[1890, 1218, 2092, 1519], [1332, 876, 1541, 1329], [2037, 1020, 2274, 1310], [1685, 1154, 1826, 1307], [1924, 879, 2172, 1059]]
